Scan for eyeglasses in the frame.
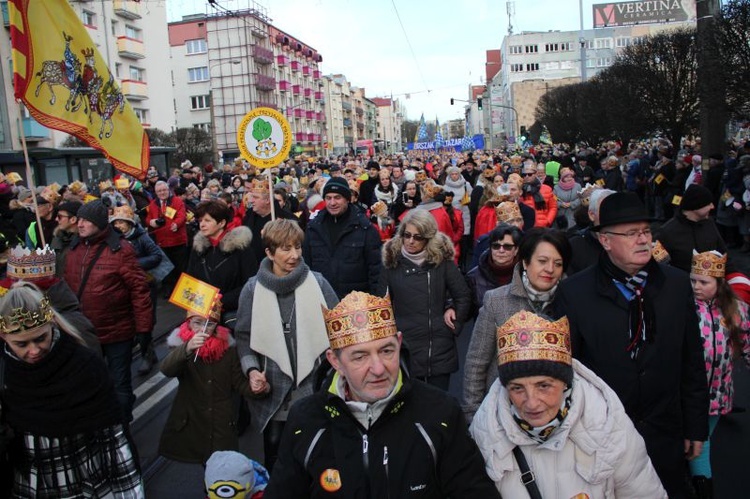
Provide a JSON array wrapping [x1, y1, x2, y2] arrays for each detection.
[[491, 242, 516, 251], [603, 228, 652, 239], [522, 172, 535, 177], [189, 318, 218, 330], [55, 214, 70, 220], [402, 231, 426, 242]]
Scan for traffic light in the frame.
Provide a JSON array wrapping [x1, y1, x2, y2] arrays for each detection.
[[450, 98, 454, 105], [520, 125, 527, 136], [477, 98, 483, 110]]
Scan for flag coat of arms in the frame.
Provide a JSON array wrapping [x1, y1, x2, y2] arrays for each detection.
[[9, 0, 149, 179]]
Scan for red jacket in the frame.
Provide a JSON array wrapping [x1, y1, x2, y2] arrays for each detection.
[[521, 184, 558, 227], [473, 206, 497, 243], [146, 195, 188, 248], [64, 228, 153, 344]]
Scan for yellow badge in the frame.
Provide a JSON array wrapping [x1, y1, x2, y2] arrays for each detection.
[[164, 206, 177, 219], [320, 469, 342, 492], [595, 178, 605, 187], [672, 195, 682, 206], [654, 173, 665, 185]]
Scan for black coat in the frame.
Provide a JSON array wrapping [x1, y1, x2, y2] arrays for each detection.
[[378, 248, 470, 378], [185, 226, 258, 312], [566, 227, 603, 276], [265, 370, 500, 499], [465, 249, 514, 317], [303, 206, 382, 298], [556, 259, 708, 496], [655, 212, 727, 272]]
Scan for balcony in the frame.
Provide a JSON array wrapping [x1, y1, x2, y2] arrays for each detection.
[[255, 74, 276, 91], [305, 110, 314, 120], [252, 45, 274, 65], [341, 101, 352, 111], [277, 55, 289, 67], [314, 91, 324, 101], [357, 122, 364, 131], [113, 0, 141, 20], [278, 80, 291, 92], [256, 101, 276, 109], [344, 135, 354, 144], [302, 65, 311, 76], [343, 118, 352, 127], [313, 70, 321, 79], [292, 84, 301, 95], [116, 36, 145, 59], [307, 133, 315, 141], [316, 111, 324, 121], [303, 88, 312, 99], [22, 116, 49, 140], [293, 108, 304, 118], [290, 60, 300, 72], [121, 80, 148, 100], [295, 132, 306, 142]]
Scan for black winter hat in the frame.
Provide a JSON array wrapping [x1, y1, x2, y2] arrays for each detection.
[[57, 200, 82, 217], [322, 177, 351, 201], [593, 192, 650, 231], [77, 200, 109, 230], [680, 184, 713, 211]]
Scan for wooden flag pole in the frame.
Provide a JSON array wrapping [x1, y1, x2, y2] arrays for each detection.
[[16, 102, 46, 247], [269, 172, 276, 221]]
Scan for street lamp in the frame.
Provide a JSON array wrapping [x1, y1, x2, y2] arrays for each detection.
[[210, 59, 241, 168]]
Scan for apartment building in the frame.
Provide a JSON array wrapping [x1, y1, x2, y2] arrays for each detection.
[[371, 97, 404, 154], [169, 6, 326, 162]]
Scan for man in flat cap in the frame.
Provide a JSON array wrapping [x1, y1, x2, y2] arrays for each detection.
[[265, 292, 499, 498]]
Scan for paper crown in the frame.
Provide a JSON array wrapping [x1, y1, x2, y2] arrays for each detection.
[[7, 245, 56, 282], [249, 177, 270, 195], [420, 179, 442, 200], [0, 294, 54, 334], [114, 177, 130, 190], [109, 205, 136, 224], [691, 250, 727, 278], [579, 183, 601, 207], [370, 200, 388, 218], [323, 292, 398, 350], [68, 180, 88, 195], [497, 311, 571, 369], [414, 170, 428, 182], [187, 296, 223, 323], [99, 180, 113, 192], [651, 240, 671, 263], [495, 201, 522, 223], [510, 155, 523, 167]]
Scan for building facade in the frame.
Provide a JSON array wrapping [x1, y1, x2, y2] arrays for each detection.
[[371, 97, 403, 154]]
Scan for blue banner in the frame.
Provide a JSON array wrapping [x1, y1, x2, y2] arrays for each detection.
[[406, 135, 485, 151]]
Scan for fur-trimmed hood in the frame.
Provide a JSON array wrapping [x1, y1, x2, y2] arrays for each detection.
[[192, 225, 252, 254], [167, 326, 236, 348], [382, 230, 454, 269]]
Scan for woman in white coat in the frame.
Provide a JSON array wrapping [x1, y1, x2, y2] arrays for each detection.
[[469, 310, 667, 498]]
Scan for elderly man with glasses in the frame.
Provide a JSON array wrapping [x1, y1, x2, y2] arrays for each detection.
[[556, 192, 708, 498]]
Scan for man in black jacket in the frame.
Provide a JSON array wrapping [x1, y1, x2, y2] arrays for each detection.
[[242, 176, 297, 263], [264, 292, 499, 499], [302, 177, 381, 298], [556, 192, 708, 499]]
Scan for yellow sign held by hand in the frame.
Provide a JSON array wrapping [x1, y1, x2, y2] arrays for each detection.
[[169, 273, 220, 318]]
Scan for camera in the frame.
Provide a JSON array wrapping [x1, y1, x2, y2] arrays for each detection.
[[402, 192, 409, 203], [154, 217, 166, 227]]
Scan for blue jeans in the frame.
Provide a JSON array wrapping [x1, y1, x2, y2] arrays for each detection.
[[102, 339, 135, 423]]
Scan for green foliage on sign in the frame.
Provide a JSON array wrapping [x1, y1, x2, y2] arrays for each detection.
[[252, 119, 272, 141]]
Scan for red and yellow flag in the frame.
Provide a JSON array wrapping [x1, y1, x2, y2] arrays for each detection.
[[9, 0, 149, 179]]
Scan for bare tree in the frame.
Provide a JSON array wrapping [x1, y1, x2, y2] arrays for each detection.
[[717, 0, 750, 120], [170, 127, 212, 169]]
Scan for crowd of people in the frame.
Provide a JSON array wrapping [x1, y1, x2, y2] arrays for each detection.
[[0, 134, 749, 497]]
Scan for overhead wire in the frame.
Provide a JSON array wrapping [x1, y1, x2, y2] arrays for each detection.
[[389, 0, 431, 101]]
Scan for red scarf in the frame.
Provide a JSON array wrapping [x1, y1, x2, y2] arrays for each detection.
[[177, 321, 231, 363]]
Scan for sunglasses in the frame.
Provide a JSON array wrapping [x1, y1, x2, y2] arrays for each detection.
[[402, 231, 426, 242], [522, 172, 535, 177], [491, 242, 516, 251]]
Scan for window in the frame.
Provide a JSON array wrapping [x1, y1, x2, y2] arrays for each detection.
[[82, 10, 95, 27], [129, 66, 144, 82], [560, 42, 573, 51], [115, 62, 121, 78], [597, 57, 612, 67], [193, 123, 211, 131], [111, 20, 117, 36], [595, 38, 612, 49], [510, 63, 524, 72], [509, 45, 523, 55], [186, 39, 207, 55], [133, 108, 147, 124], [632, 36, 645, 45], [188, 66, 209, 82], [524, 44, 538, 54], [587, 59, 596, 68], [526, 63, 539, 71], [616, 37, 631, 48], [560, 61, 574, 69], [545, 43, 559, 52], [191, 95, 211, 110], [125, 25, 142, 40], [545, 61, 560, 70], [586, 40, 595, 50]]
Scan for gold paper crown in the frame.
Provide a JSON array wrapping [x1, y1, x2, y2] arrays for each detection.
[[420, 180, 442, 200], [110, 205, 136, 224], [579, 183, 601, 207], [323, 291, 398, 350], [114, 177, 130, 190], [414, 170, 427, 182], [510, 155, 523, 167], [0, 294, 54, 334], [652, 240, 671, 263], [495, 201, 522, 224], [249, 177, 270, 195], [497, 311, 571, 367], [7, 245, 56, 282], [40, 185, 61, 205], [691, 250, 727, 278], [68, 180, 87, 195], [370, 200, 387, 218], [99, 180, 113, 192]]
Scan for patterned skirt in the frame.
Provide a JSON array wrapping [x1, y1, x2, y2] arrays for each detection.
[[11, 424, 143, 498]]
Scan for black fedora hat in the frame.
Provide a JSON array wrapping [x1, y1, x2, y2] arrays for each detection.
[[593, 192, 650, 231]]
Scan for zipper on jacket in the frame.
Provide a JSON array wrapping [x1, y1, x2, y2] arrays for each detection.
[[383, 445, 390, 499], [362, 434, 369, 470], [427, 270, 433, 378]]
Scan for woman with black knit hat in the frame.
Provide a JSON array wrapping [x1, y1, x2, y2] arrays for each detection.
[[469, 310, 666, 498]]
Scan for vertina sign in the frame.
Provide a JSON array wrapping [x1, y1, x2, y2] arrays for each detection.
[[592, 0, 696, 28]]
